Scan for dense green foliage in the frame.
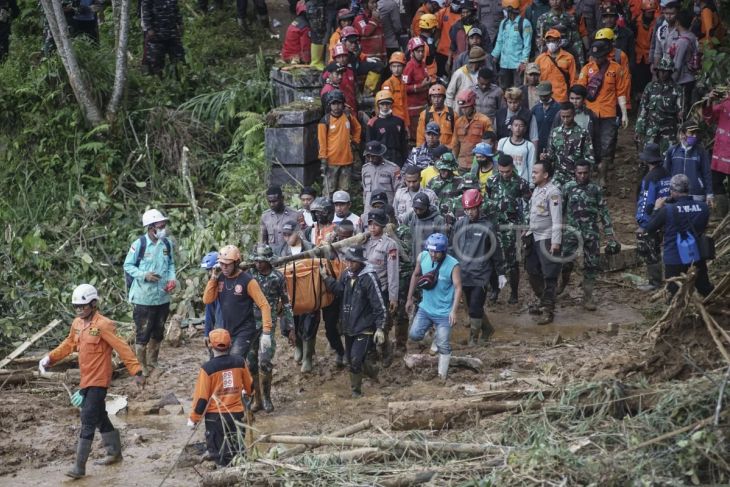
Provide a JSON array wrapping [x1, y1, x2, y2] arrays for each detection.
[[0, 4, 277, 352]]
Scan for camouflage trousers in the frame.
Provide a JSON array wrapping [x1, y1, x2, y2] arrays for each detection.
[[247, 324, 276, 374], [144, 34, 185, 75], [636, 231, 662, 265], [498, 227, 519, 277], [562, 229, 601, 279]]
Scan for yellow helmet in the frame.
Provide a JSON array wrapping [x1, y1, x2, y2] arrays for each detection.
[[594, 27, 615, 41], [375, 89, 394, 105], [419, 13, 438, 30], [501, 0, 519, 9]]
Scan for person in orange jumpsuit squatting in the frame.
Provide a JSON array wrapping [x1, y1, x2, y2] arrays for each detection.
[[202, 244, 273, 360], [38, 284, 145, 479], [187, 328, 253, 466]]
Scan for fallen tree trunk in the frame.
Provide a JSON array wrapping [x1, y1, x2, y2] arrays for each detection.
[[377, 470, 436, 487], [388, 398, 541, 431], [4, 353, 77, 368], [276, 418, 372, 460], [306, 447, 388, 464], [0, 369, 80, 387], [0, 319, 63, 369], [404, 354, 483, 372], [463, 388, 556, 400]]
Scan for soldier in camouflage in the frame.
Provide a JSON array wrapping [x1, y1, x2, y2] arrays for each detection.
[[393, 223, 413, 354], [536, 0, 584, 66], [544, 102, 595, 188], [559, 160, 616, 310], [634, 57, 683, 154], [248, 244, 293, 413], [141, 0, 185, 76], [427, 152, 464, 227], [484, 154, 532, 304]]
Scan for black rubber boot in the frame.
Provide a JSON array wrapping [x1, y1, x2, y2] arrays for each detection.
[[94, 430, 122, 465], [582, 278, 597, 311], [468, 318, 480, 346], [350, 372, 363, 398], [250, 373, 262, 412], [480, 315, 494, 344], [508, 271, 519, 304], [146, 339, 160, 371], [261, 371, 274, 413], [557, 265, 572, 296], [66, 438, 93, 479]]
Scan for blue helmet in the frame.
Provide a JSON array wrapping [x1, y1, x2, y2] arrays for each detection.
[[200, 251, 219, 269], [426, 233, 448, 252], [472, 142, 493, 157]]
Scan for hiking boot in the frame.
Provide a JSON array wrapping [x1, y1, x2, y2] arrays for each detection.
[[146, 339, 160, 370], [437, 353, 451, 380], [350, 372, 363, 398], [468, 318, 481, 346], [480, 316, 494, 344], [66, 438, 92, 479], [250, 373, 263, 412], [261, 371, 274, 413], [536, 310, 554, 325], [135, 344, 149, 377], [94, 430, 122, 466], [301, 339, 314, 373], [582, 279, 597, 311]]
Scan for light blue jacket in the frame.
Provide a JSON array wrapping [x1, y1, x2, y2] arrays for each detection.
[[491, 16, 532, 70], [123, 234, 176, 306]]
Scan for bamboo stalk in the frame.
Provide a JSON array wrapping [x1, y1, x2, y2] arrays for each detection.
[[0, 319, 62, 369], [277, 419, 373, 460]]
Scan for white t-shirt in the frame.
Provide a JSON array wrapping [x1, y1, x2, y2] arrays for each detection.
[[498, 137, 536, 182], [333, 213, 363, 233]]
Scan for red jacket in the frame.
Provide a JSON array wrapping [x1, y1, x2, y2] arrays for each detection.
[[281, 16, 311, 63], [355, 11, 385, 59], [323, 63, 358, 110], [704, 98, 730, 175], [403, 58, 429, 118]]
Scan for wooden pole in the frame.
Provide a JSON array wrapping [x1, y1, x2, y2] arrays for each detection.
[[387, 399, 540, 431], [0, 319, 62, 369], [277, 419, 373, 460]]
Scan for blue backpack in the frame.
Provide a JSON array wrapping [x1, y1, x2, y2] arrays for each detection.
[[124, 236, 172, 291], [668, 206, 700, 265]]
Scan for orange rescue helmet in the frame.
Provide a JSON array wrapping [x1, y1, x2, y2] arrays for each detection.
[[218, 245, 241, 264]]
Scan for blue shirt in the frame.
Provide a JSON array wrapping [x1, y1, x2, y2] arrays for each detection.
[[123, 234, 176, 306], [418, 251, 459, 317], [645, 196, 710, 265], [491, 16, 533, 69]]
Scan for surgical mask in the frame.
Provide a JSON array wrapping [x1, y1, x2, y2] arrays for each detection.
[[686, 135, 698, 146], [155, 228, 167, 239], [503, 8, 508, 17], [547, 42, 559, 53], [379, 107, 392, 116]]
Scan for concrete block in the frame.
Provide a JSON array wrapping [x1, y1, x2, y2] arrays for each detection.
[[270, 66, 323, 107], [268, 103, 322, 127], [600, 244, 641, 272], [265, 125, 320, 165], [269, 160, 321, 188]]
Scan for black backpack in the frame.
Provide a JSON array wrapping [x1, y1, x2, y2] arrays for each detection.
[[124, 236, 172, 291]]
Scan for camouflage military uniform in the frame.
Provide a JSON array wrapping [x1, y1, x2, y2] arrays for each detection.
[[546, 123, 595, 189], [635, 80, 682, 154], [536, 11, 584, 66], [247, 268, 293, 374], [561, 180, 614, 281], [141, 0, 185, 75], [484, 171, 532, 300]]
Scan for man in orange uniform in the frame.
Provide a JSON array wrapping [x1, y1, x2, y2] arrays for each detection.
[[188, 328, 253, 466], [452, 89, 494, 173], [318, 89, 362, 195], [381, 51, 409, 123], [404, 36, 433, 136], [417, 84, 456, 146], [38, 284, 144, 479], [412, 0, 442, 36], [328, 8, 356, 57], [576, 40, 628, 190], [535, 29, 576, 102], [632, 0, 657, 96], [436, 0, 461, 75]]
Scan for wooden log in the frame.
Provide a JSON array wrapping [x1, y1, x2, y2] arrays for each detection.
[[276, 418, 373, 460], [0, 319, 63, 369], [0, 369, 80, 387], [463, 388, 556, 400], [388, 398, 540, 431], [404, 354, 483, 372], [258, 434, 509, 456], [305, 447, 386, 464], [5, 353, 78, 368], [377, 470, 436, 487]]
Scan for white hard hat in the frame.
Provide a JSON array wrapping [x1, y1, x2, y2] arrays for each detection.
[[332, 190, 351, 203], [142, 209, 169, 227], [72, 284, 99, 305]]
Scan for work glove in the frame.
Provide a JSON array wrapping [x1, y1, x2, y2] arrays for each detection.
[[374, 329, 385, 345], [187, 418, 196, 429], [71, 390, 84, 408], [498, 275, 507, 289], [38, 355, 50, 374], [260, 333, 272, 353], [164, 280, 176, 292]]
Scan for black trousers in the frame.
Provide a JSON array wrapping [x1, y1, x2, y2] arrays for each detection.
[[294, 313, 320, 341], [322, 299, 344, 356], [462, 285, 488, 319], [133, 302, 170, 344], [79, 387, 114, 440], [71, 19, 99, 43], [229, 324, 259, 360], [665, 261, 714, 297], [204, 411, 245, 466], [345, 333, 374, 374], [144, 34, 185, 75], [525, 237, 562, 311]]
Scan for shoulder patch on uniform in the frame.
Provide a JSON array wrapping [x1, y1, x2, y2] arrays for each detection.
[[388, 248, 398, 260], [551, 194, 560, 205]]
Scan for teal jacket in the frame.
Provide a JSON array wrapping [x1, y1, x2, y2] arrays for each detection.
[[491, 16, 532, 70], [123, 234, 176, 306]]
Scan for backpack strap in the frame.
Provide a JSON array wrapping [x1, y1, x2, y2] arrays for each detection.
[[134, 236, 147, 268]]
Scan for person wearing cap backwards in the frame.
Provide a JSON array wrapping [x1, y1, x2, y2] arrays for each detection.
[[450, 2, 491, 63], [634, 57, 681, 153], [417, 84, 456, 147], [445, 46, 487, 109], [364, 208, 400, 366], [333, 190, 364, 232], [428, 151, 466, 220], [394, 165, 439, 222], [124, 208, 177, 376], [492, 0, 533, 89], [471, 68, 503, 125], [524, 159, 562, 325], [321, 246, 386, 397], [188, 328, 253, 466], [329, 8, 356, 55], [558, 160, 616, 309], [543, 101, 595, 187], [382, 52, 410, 123], [281, 1, 312, 64], [367, 90, 409, 166], [535, 0, 584, 66], [361, 140, 401, 212], [247, 244, 292, 412], [643, 173, 714, 298], [200, 251, 220, 359], [576, 39, 629, 191], [453, 90, 494, 173], [663, 122, 713, 205], [260, 186, 298, 248], [531, 81, 561, 155], [634, 143, 671, 292], [404, 37, 434, 137], [203, 244, 273, 361], [39, 284, 144, 479], [318, 89, 362, 196], [450, 189, 506, 344], [534, 29, 576, 102], [406, 233, 463, 380], [451, 26, 486, 72], [485, 153, 532, 303]]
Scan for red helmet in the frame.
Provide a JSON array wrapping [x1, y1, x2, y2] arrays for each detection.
[[331, 42, 348, 58], [456, 90, 477, 108], [337, 8, 356, 20], [340, 26, 359, 39], [461, 188, 483, 209], [296, 0, 306, 15], [407, 36, 425, 52]]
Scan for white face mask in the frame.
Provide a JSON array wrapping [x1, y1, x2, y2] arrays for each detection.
[[155, 228, 167, 239], [503, 8, 508, 17], [547, 42, 559, 53], [379, 107, 393, 116]]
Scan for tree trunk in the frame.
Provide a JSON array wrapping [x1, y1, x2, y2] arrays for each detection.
[[276, 419, 373, 459], [106, 0, 130, 121], [39, 0, 105, 126], [403, 353, 483, 372]]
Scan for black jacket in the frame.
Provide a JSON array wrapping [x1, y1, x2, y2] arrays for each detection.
[[325, 264, 386, 336], [366, 115, 409, 166], [449, 215, 504, 286]]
